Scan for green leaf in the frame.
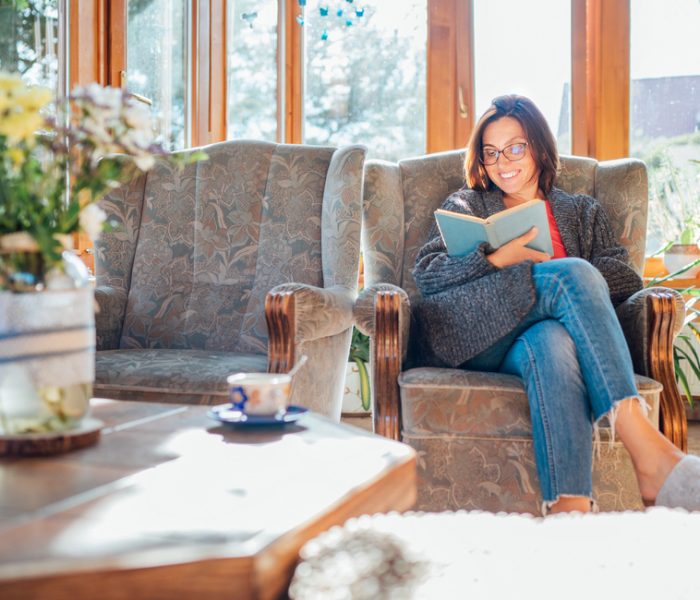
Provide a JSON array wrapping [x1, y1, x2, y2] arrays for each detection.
[[353, 357, 371, 411], [676, 342, 700, 382], [649, 257, 700, 286], [688, 322, 700, 344], [349, 326, 370, 362], [674, 353, 694, 409], [649, 240, 674, 258]]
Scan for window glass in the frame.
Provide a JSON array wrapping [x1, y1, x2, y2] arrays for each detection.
[[473, 0, 571, 154], [630, 0, 700, 253], [227, 0, 278, 141], [303, 0, 427, 161], [0, 0, 60, 92], [126, 0, 189, 150]]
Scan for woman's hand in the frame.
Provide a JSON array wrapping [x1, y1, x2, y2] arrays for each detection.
[[486, 227, 551, 268]]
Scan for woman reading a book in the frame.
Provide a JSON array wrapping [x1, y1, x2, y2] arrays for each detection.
[[412, 94, 700, 514]]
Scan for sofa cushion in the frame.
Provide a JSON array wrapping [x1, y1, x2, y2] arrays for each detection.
[[95, 349, 268, 405], [399, 367, 662, 438]]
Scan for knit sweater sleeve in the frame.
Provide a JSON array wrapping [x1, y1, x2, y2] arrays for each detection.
[[580, 197, 643, 306], [412, 193, 499, 296]]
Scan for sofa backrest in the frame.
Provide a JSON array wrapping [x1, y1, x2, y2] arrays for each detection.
[[97, 140, 365, 352], [362, 150, 648, 302]]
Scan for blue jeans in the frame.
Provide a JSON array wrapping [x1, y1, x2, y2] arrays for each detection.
[[464, 258, 640, 507]]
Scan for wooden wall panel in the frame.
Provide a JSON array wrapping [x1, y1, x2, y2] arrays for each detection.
[[283, 0, 303, 144], [571, 0, 630, 160], [571, 0, 588, 157], [593, 0, 629, 159], [69, 0, 105, 88], [70, 0, 108, 273], [209, 0, 227, 144], [454, 0, 473, 149], [427, 0, 473, 153], [107, 0, 126, 87], [192, 0, 227, 147], [427, 0, 456, 153]]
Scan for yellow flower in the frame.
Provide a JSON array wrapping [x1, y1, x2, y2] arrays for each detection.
[[0, 111, 43, 142], [0, 72, 24, 91], [6, 147, 25, 169], [14, 86, 53, 111], [0, 91, 11, 114]]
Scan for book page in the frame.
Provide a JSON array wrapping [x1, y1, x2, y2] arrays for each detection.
[[435, 211, 490, 256], [488, 200, 553, 254], [434, 208, 487, 225]]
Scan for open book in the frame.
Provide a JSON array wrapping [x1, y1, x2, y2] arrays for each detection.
[[434, 199, 553, 257]]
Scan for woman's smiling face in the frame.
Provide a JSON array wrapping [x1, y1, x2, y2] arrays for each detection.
[[482, 116, 541, 201]]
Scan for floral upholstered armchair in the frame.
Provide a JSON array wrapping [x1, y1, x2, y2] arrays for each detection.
[[94, 140, 366, 419], [355, 150, 687, 514]]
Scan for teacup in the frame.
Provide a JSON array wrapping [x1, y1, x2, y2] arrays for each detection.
[[227, 372, 292, 416]]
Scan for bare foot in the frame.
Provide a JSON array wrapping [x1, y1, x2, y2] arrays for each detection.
[[636, 448, 684, 505], [612, 398, 684, 505]]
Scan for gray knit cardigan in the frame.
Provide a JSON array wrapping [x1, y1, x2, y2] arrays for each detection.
[[411, 186, 643, 368]]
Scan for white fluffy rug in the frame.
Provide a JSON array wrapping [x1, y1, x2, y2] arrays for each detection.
[[290, 508, 700, 599]]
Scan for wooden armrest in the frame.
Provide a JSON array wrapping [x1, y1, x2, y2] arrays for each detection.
[[373, 291, 403, 441], [647, 291, 688, 451], [265, 291, 296, 374]]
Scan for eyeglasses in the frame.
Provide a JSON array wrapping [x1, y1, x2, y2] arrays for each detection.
[[480, 142, 528, 166]]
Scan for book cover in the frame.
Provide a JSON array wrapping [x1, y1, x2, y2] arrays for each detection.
[[434, 199, 554, 257]]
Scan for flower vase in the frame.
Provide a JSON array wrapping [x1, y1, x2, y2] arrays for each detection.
[[0, 250, 95, 436]]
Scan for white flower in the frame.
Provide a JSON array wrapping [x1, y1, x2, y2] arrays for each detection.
[[79, 203, 108, 241], [123, 104, 152, 131], [132, 153, 155, 172]]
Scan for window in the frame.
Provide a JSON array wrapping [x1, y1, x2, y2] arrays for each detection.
[[473, 0, 571, 153], [0, 0, 62, 94], [302, 0, 427, 161], [630, 0, 700, 253], [125, 0, 190, 150], [227, 0, 279, 141]]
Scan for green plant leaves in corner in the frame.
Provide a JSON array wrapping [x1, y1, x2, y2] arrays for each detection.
[[349, 326, 371, 411]]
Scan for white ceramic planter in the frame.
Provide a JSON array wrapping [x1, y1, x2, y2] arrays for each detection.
[[342, 362, 371, 415], [663, 244, 700, 278], [0, 288, 95, 434]]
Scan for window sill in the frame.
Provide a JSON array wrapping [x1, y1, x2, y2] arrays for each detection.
[[643, 256, 699, 290]]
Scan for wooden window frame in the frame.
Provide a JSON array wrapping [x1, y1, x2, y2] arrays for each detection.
[[427, 0, 473, 153], [427, 0, 630, 160], [95, 0, 227, 148], [69, 0, 631, 158], [571, 0, 630, 160]]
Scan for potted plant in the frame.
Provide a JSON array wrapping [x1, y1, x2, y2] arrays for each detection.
[[674, 290, 700, 410], [343, 326, 371, 414], [647, 154, 700, 278], [0, 73, 204, 435]]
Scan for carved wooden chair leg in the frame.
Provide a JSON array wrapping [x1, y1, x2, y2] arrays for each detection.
[[647, 292, 688, 451], [265, 291, 296, 375], [373, 291, 402, 441]]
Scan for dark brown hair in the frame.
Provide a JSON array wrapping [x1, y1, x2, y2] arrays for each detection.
[[464, 94, 560, 195]]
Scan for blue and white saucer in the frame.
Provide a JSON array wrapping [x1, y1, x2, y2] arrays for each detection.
[[208, 404, 308, 427]]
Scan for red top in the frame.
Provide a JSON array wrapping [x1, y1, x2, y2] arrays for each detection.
[[545, 200, 568, 259]]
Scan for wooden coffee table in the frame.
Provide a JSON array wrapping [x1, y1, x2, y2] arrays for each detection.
[[0, 399, 416, 599]]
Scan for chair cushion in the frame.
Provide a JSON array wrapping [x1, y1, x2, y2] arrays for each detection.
[[399, 367, 662, 437], [95, 349, 268, 405], [398, 368, 663, 513]]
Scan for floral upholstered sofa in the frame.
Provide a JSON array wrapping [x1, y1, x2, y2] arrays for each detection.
[[93, 140, 366, 419]]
